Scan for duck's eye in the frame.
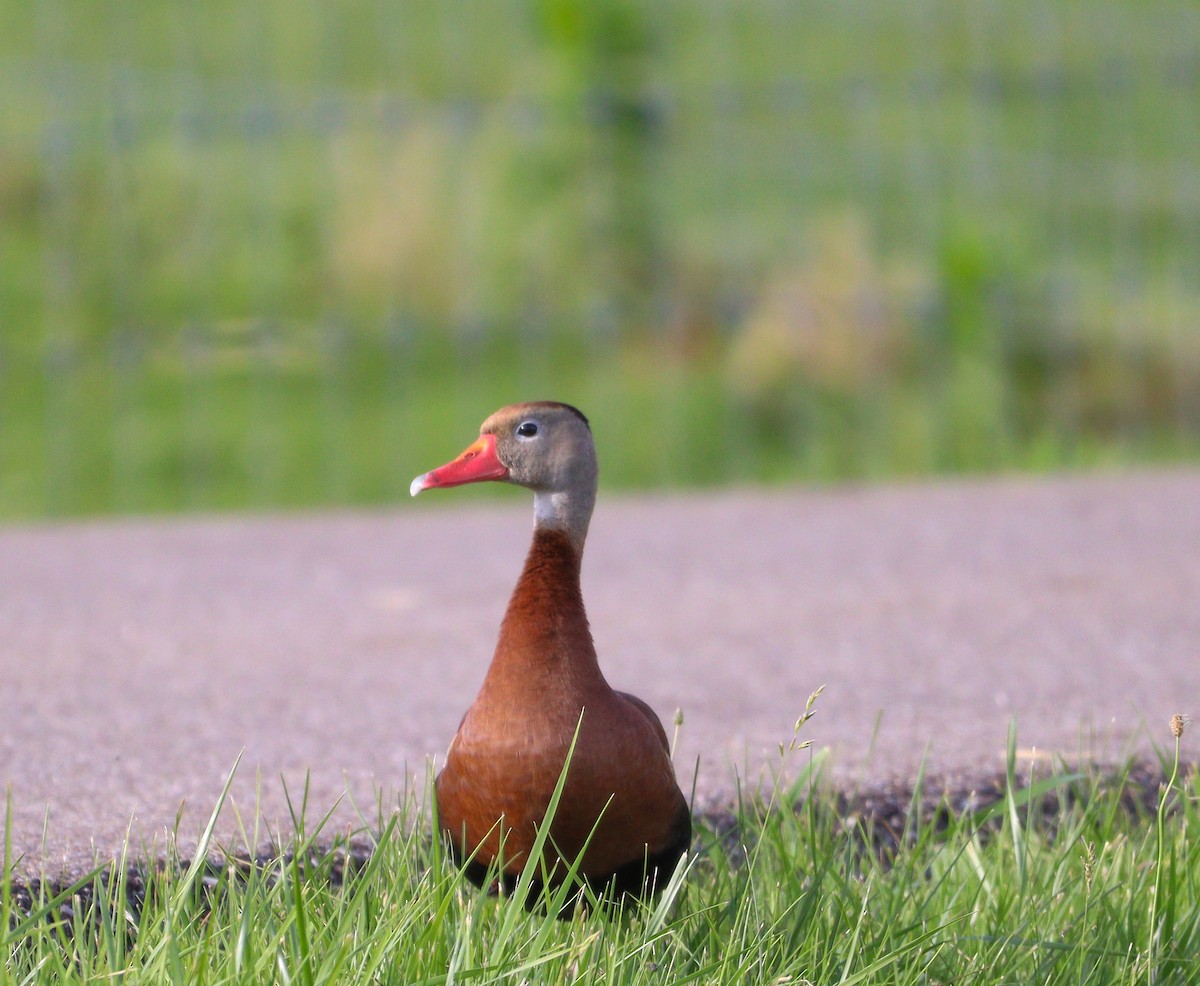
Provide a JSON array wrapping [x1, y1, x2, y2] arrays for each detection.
[[516, 420, 539, 439]]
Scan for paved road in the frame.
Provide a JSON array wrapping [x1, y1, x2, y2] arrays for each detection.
[[3, 469, 1198, 878]]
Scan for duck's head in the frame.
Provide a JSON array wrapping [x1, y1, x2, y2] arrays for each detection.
[[410, 402, 598, 546]]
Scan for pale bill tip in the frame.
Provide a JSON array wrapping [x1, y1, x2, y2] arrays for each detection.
[[409, 473, 429, 497]]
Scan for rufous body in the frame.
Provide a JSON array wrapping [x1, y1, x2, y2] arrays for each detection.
[[411, 402, 691, 903]]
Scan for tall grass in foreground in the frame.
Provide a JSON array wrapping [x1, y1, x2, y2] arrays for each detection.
[[3, 733, 1197, 984]]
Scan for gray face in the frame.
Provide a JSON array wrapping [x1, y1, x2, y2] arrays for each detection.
[[485, 405, 599, 498]]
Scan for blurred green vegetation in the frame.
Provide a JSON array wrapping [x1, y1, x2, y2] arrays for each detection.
[[0, 0, 1198, 518]]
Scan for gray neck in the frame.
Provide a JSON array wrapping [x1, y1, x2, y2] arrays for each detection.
[[533, 486, 595, 552]]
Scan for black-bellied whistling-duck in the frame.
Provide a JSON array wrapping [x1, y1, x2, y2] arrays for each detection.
[[410, 401, 691, 904]]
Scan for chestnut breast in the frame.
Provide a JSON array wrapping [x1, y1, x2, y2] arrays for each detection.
[[435, 529, 687, 879]]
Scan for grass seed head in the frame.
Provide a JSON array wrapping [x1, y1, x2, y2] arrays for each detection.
[[1170, 713, 1188, 739]]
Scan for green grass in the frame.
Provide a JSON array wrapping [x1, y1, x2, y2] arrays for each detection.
[[5, 727, 1197, 985], [1, 0, 1199, 518], [2, 321, 1199, 520]]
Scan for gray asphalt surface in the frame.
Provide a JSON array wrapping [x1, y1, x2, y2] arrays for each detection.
[[3, 469, 1198, 879]]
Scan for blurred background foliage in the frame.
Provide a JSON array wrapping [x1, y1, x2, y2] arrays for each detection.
[[0, 0, 1198, 518]]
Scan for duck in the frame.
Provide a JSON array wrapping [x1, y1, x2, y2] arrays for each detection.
[[410, 401, 691, 906]]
